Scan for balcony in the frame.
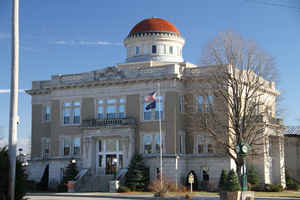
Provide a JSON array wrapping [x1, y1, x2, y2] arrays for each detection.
[[81, 115, 136, 128]]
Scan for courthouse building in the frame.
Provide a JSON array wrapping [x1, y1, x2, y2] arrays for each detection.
[[26, 18, 286, 191]]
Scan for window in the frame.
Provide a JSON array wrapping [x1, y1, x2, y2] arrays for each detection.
[[144, 135, 152, 154], [98, 140, 102, 152], [144, 104, 152, 121], [163, 45, 166, 54], [179, 135, 185, 154], [169, 46, 173, 55], [45, 105, 51, 121], [63, 138, 71, 156], [152, 45, 157, 54], [42, 137, 50, 158], [206, 96, 213, 112], [143, 95, 164, 121], [154, 96, 164, 120], [195, 135, 214, 154], [136, 46, 139, 55], [98, 155, 103, 167], [73, 138, 80, 155], [106, 139, 117, 152], [97, 100, 104, 119], [97, 97, 125, 119], [179, 95, 184, 112], [197, 96, 204, 112], [63, 101, 80, 125], [154, 135, 161, 153]]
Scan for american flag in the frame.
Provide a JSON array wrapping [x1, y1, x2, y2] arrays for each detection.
[[145, 91, 157, 102]]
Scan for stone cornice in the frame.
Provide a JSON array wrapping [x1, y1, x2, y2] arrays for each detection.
[[26, 75, 179, 96]]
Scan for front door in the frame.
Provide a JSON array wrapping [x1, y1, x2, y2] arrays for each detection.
[[106, 154, 117, 174]]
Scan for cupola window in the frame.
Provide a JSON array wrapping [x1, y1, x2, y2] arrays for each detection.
[[169, 46, 173, 55], [152, 45, 157, 54]]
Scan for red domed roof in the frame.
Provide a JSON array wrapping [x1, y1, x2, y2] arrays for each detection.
[[129, 18, 180, 35]]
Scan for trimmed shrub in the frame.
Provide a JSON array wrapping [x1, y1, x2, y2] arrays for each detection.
[[0, 147, 28, 200], [218, 169, 227, 191], [247, 165, 260, 189], [264, 184, 284, 192], [286, 170, 300, 191], [125, 154, 149, 191], [225, 169, 241, 192], [118, 186, 131, 193]]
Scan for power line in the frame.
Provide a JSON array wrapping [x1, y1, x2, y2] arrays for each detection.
[[245, 0, 300, 12]]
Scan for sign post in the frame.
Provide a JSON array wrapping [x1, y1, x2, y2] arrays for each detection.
[[188, 173, 194, 193]]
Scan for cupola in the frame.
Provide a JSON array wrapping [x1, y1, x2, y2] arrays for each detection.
[[123, 18, 185, 63]]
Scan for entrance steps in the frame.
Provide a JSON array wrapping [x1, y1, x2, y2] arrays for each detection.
[[74, 169, 114, 192]]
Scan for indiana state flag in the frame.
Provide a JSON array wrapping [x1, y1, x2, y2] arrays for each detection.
[[145, 91, 156, 110]]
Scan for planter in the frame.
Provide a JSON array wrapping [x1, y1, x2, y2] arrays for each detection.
[[109, 180, 120, 192], [220, 191, 240, 200]]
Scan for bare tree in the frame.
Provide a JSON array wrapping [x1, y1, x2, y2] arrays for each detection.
[[184, 31, 281, 183]]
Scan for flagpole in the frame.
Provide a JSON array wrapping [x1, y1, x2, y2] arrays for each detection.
[[9, 0, 19, 199], [158, 82, 163, 189]]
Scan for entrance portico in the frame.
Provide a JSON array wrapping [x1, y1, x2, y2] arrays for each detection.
[[81, 127, 135, 175]]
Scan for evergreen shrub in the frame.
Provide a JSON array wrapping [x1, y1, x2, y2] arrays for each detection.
[[218, 169, 227, 191], [0, 147, 28, 200], [118, 186, 131, 193], [125, 154, 149, 191], [225, 169, 241, 192]]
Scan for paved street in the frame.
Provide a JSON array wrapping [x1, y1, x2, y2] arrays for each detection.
[[25, 193, 299, 200]]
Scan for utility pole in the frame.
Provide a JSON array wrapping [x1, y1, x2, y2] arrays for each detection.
[[9, 0, 19, 199]]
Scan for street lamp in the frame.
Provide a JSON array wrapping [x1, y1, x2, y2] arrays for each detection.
[[236, 143, 249, 192], [71, 159, 76, 164], [175, 154, 179, 190]]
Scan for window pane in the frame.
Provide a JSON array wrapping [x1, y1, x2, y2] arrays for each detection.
[[169, 46, 173, 54], [98, 106, 103, 119], [98, 155, 102, 167], [106, 139, 117, 152], [144, 104, 152, 120], [107, 105, 116, 118], [155, 102, 163, 120], [64, 102, 71, 107], [152, 45, 157, 54], [73, 107, 80, 124], [64, 108, 71, 124], [198, 144, 204, 154], [64, 138, 70, 156], [143, 135, 152, 154], [136, 46, 139, 55], [107, 99, 116, 104], [98, 100, 103, 104], [179, 96, 183, 113], [163, 45, 166, 54], [73, 138, 80, 155], [180, 135, 184, 154], [197, 96, 203, 112], [155, 135, 160, 153], [120, 98, 125, 104], [119, 105, 125, 118], [98, 140, 102, 152], [45, 106, 51, 121], [73, 101, 80, 106]]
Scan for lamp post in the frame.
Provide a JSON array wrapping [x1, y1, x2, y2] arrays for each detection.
[[175, 154, 179, 190], [236, 143, 249, 192]]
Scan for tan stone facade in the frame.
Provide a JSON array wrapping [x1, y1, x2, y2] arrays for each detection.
[[25, 60, 286, 191]]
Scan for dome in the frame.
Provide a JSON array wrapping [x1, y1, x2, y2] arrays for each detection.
[[129, 18, 180, 36]]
